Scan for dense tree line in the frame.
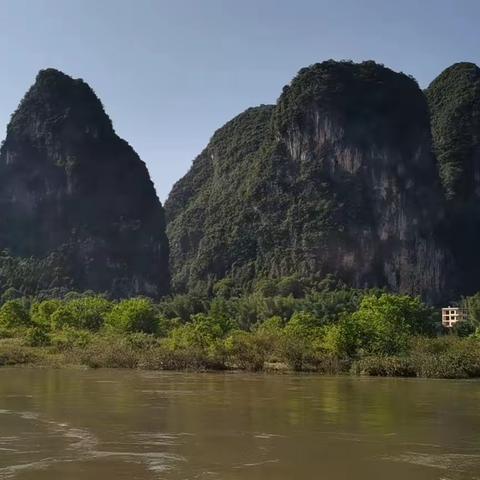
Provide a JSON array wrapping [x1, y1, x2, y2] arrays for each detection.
[[0, 275, 479, 377]]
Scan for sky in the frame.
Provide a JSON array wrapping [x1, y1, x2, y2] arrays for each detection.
[[0, 0, 479, 202]]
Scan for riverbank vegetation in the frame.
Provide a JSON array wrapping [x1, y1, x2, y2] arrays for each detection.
[[0, 276, 479, 378]]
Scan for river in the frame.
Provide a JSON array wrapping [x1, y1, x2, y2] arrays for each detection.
[[0, 369, 479, 479]]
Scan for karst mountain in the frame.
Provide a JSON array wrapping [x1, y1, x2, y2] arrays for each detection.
[[2, 61, 480, 302]]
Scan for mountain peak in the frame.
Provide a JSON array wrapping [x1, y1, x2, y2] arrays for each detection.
[[35, 67, 74, 82], [7, 68, 113, 141], [0, 69, 169, 297]]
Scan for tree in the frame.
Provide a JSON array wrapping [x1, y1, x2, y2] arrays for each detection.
[[51, 295, 112, 331], [158, 294, 208, 322], [276, 276, 305, 298], [169, 314, 224, 350], [321, 314, 360, 357], [463, 292, 480, 330], [0, 300, 31, 328], [106, 298, 158, 334], [254, 278, 277, 297], [0, 287, 22, 304], [212, 278, 239, 299], [282, 311, 322, 370], [352, 294, 435, 355], [301, 288, 363, 325], [30, 299, 62, 327], [284, 311, 321, 338], [225, 330, 270, 371]]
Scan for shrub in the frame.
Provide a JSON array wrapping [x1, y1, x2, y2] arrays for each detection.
[[353, 356, 417, 377], [0, 326, 15, 339], [225, 330, 270, 371], [414, 352, 480, 378], [166, 314, 227, 369], [354, 337, 480, 379], [139, 341, 225, 371], [0, 300, 31, 328], [169, 314, 224, 350], [256, 315, 284, 350], [279, 334, 311, 371], [106, 298, 158, 334], [124, 332, 158, 350], [212, 278, 240, 299], [284, 311, 321, 338], [156, 315, 180, 337], [257, 295, 297, 323], [0, 287, 22, 304], [257, 315, 285, 332], [50, 295, 112, 331], [276, 275, 305, 298], [71, 336, 139, 369], [50, 328, 92, 351], [301, 288, 363, 325], [30, 299, 61, 326], [207, 298, 237, 332], [310, 353, 351, 374], [281, 311, 323, 370], [158, 294, 208, 322], [24, 326, 51, 347], [321, 314, 360, 356], [212, 295, 262, 330], [0, 342, 40, 366], [451, 321, 475, 337], [254, 278, 277, 297], [412, 337, 480, 378]]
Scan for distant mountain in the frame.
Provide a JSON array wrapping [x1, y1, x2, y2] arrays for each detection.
[[166, 60, 452, 301], [0, 69, 169, 297]]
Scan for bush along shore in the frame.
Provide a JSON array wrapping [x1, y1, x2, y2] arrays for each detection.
[[1, 276, 480, 378]]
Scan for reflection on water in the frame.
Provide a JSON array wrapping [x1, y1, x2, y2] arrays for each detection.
[[0, 369, 480, 479]]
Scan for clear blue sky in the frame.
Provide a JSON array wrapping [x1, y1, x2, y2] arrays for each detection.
[[0, 0, 479, 202]]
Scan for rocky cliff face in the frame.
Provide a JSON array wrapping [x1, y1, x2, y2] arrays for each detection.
[[166, 61, 451, 300], [0, 69, 169, 297], [427, 63, 480, 296]]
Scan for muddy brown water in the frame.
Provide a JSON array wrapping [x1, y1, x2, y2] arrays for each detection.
[[0, 368, 479, 479]]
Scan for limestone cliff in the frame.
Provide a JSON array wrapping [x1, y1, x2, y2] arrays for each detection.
[[0, 69, 169, 296], [166, 61, 450, 300]]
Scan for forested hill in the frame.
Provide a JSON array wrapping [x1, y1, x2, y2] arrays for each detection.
[[0, 69, 170, 298], [166, 60, 453, 301], [426, 62, 480, 297]]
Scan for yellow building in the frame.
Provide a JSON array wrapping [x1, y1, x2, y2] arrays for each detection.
[[441, 306, 467, 328]]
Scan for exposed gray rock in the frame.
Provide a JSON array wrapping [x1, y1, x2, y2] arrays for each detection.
[[166, 61, 451, 301], [0, 68, 169, 297]]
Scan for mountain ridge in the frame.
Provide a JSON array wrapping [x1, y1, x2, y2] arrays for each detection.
[[166, 60, 454, 301], [1, 60, 480, 302]]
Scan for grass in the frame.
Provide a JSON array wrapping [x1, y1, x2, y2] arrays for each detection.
[[0, 334, 479, 379], [0, 339, 64, 367]]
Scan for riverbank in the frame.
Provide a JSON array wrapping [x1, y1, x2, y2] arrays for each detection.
[[1, 282, 479, 379], [2, 334, 480, 379]]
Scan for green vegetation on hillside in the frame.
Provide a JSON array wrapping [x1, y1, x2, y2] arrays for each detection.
[[274, 60, 429, 152], [0, 250, 75, 297], [426, 63, 480, 297], [166, 60, 446, 301], [0, 276, 479, 378], [426, 62, 480, 200], [165, 105, 275, 293]]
